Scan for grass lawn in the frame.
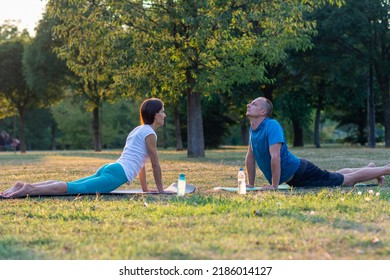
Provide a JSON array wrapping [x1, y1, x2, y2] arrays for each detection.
[[0, 146, 389, 260]]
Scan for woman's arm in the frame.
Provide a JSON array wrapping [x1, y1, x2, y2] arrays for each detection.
[[145, 134, 164, 193], [138, 166, 149, 192]]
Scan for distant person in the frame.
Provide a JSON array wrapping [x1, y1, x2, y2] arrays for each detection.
[[1, 98, 172, 198], [11, 138, 20, 151], [0, 131, 11, 150], [245, 97, 390, 190], [0, 132, 5, 150]]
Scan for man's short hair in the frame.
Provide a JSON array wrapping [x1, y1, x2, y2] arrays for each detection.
[[260, 97, 273, 117]]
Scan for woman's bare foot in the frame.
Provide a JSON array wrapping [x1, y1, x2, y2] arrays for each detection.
[[3, 183, 34, 198], [0, 182, 25, 196]]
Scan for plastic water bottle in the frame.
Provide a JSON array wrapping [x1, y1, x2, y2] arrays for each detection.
[[237, 168, 246, 194], [177, 174, 186, 196]]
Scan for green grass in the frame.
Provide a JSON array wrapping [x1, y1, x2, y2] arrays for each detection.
[[0, 146, 389, 260]]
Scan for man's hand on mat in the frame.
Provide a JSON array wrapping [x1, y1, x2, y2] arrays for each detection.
[[145, 189, 159, 193], [259, 185, 278, 191], [163, 190, 176, 194]]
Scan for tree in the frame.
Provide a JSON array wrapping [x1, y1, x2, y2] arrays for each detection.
[[22, 15, 69, 150], [46, 0, 121, 151], [319, 0, 390, 147], [106, 0, 342, 157], [0, 27, 33, 153], [23, 14, 68, 107]]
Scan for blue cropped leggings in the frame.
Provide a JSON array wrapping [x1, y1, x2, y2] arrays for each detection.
[[67, 163, 128, 194]]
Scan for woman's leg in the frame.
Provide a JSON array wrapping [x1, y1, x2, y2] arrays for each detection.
[[2, 181, 68, 198], [69, 164, 109, 184], [1, 180, 58, 196], [0, 165, 110, 198], [0, 181, 25, 196], [67, 163, 127, 194], [1, 163, 128, 197]]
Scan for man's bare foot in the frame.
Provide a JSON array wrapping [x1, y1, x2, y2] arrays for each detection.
[[0, 182, 25, 196], [366, 163, 384, 185]]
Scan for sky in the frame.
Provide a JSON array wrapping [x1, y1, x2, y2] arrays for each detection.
[[0, 0, 48, 36]]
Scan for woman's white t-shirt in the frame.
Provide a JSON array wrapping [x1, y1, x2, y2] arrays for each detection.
[[116, 125, 157, 182]]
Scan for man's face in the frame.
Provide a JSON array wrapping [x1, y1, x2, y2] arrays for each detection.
[[246, 98, 265, 117]]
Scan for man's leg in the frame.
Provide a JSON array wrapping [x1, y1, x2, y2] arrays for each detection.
[[337, 163, 384, 185], [342, 164, 390, 186], [337, 162, 376, 174]]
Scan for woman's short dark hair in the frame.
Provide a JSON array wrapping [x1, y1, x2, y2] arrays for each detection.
[[139, 98, 163, 125]]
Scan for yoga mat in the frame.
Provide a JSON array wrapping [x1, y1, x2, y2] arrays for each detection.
[[0, 183, 196, 198], [213, 184, 291, 192]]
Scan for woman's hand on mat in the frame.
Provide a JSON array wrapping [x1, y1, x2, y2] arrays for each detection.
[[259, 185, 278, 191], [145, 189, 175, 194]]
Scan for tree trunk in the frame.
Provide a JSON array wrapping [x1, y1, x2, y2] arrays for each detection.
[[18, 107, 26, 153], [93, 107, 101, 152], [375, 68, 390, 147], [314, 108, 321, 148], [314, 92, 323, 148], [162, 125, 169, 148], [174, 104, 183, 151], [262, 86, 274, 103], [292, 119, 304, 147], [241, 119, 249, 145], [367, 62, 376, 148], [358, 118, 366, 146], [187, 91, 205, 157], [381, 88, 390, 148], [51, 120, 57, 150]]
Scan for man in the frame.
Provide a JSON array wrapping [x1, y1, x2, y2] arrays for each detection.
[[245, 97, 389, 190]]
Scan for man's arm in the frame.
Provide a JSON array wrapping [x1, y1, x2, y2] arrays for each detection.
[[245, 145, 256, 187], [269, 143, 282, 189], [145, 134, 164, 193]]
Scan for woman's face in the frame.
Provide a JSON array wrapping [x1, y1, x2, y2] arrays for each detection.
[[154, 107, 166, 127]]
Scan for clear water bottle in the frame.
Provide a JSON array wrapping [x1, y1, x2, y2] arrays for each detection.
[[177, 173, 186, 196], [237, 168, 246, 194]]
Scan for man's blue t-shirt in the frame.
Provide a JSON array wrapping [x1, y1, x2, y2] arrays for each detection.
[[249, 117, 300, 185]]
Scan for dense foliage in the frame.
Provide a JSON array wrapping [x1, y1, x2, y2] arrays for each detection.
[[1, 0, 389, 152]]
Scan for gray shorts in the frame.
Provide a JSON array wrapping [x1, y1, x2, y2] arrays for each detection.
[[287, 159, 344, 187]]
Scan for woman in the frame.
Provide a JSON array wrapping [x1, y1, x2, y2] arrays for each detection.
[[1, 98, 170, 198]]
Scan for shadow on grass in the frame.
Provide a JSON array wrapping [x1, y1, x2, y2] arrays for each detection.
[[0, 238, 47, 260], [256, 208, 382, 234], [55, 150, 119, 160], [0, 153, 47, 166]]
